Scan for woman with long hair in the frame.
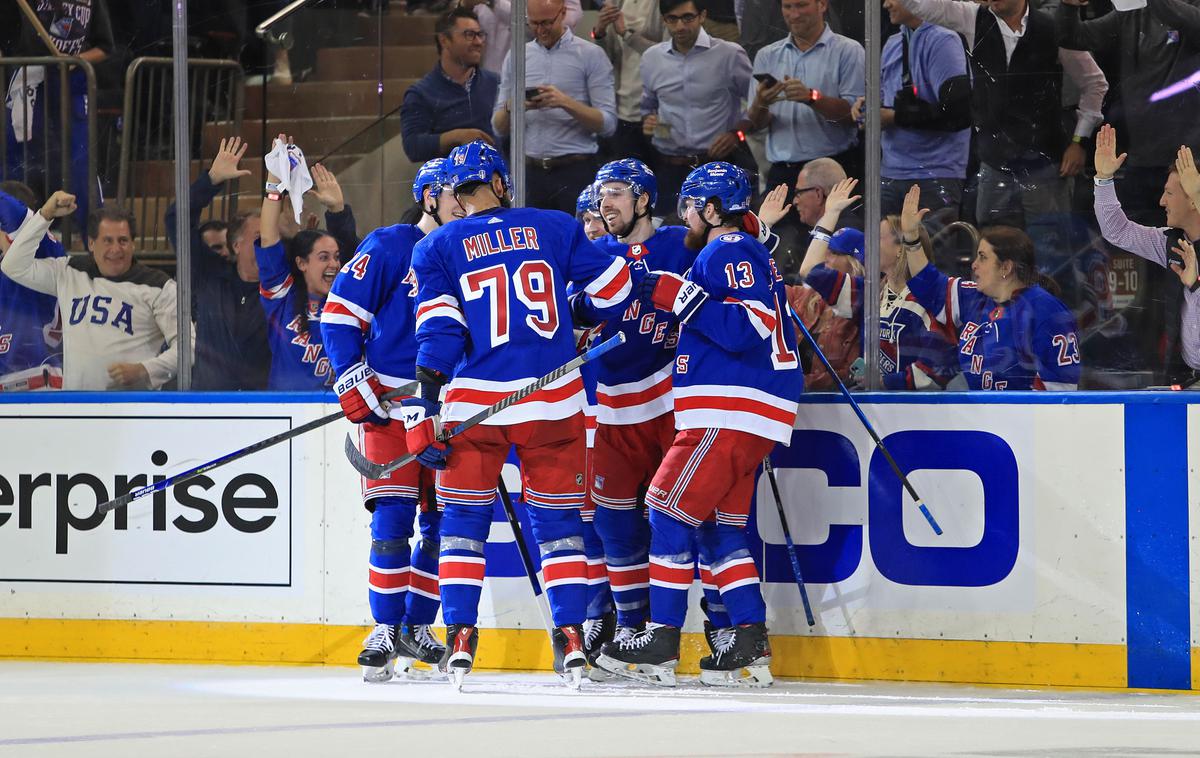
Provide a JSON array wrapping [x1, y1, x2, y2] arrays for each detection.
[[901, 184, 1081, 390], [254, 138, 341, 390]]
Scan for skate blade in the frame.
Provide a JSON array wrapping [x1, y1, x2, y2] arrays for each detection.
[[361, 659, 396, 683], [586, 665, 618, 682], [594, 653, 677, 687], [395, 656, 439, 681], [559, 666, 584, 691], [448, 666, 468, 691], [698, 661, 773, 688]]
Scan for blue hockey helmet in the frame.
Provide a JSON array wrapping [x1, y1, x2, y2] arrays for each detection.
[[677, 161, 752, 220], [412, 157, 448, 204], [444, 140, 511, 194], [828, 227, 865, 263], [594, 158, 658, 207], [575, 184, 599, 221]]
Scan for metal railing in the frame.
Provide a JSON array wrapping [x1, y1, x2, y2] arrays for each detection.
[[0, 57, 97, 248], [117, 57, 244, 260]]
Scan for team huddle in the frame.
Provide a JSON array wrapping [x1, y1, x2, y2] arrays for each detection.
[[321, 140, 801, 690]]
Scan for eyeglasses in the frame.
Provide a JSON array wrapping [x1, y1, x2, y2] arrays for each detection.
[[792, 186, 821, 201], [528, 9, 564, 29], [460, 29, 488, 41], [663, 12, 700, 24]]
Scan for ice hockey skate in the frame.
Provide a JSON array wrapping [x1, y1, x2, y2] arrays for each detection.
[[357, 623, 400, 683], [698, 622, 773, 688], [439, 624, 478, 691], [594, 622, 680, 687], [393, 624, 446, 679], [582, 612, 617, 682], [552, 624, 588, 690]]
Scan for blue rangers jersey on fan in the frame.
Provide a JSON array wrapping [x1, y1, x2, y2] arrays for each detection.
[[804, 264, 959, 390], [579, 226, 695, 425], [672, 231, 802, 444], [906, 263, 1081, 390], [412, 206, 637, 425], [255, 240, 334, 390], [0, 192, 62, 377], [320, 224, 422, 388]]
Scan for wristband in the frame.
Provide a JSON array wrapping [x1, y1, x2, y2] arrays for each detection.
[[809, 88, 821, 103], [265, 181, 285, 194], [265, 191, 282, 202], [735, 130, 746, 142], [903, 236, 921, 247], [1094, 176, 1115, 187], [811, 225, 833, 238], [1072, 134, 1084, 144], [809, 229, 832, 243]]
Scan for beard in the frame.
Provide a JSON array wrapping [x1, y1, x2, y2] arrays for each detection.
[[684, 224, 708, 251]]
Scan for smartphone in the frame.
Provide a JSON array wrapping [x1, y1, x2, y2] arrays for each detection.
[[753, 73, 779, 88], [525, 86, 542, 100]]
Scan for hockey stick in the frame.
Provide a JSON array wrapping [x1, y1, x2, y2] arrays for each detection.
[[496, 478, 556, 638], [95, 382, 418, 515], [761, 455, 816, 626], [344, 332, 628, 480], [787, 305, 943, 536]]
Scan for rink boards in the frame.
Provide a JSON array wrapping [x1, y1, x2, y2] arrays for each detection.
[[0, 391, 1195, 691]]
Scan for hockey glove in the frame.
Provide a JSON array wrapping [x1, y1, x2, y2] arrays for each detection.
[[400, 396, 452, 470], [642, 271, 708, 323], [334, 362, 389, 424]]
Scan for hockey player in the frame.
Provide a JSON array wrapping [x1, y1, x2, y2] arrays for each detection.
[[0, 182, 62, 388], [595, 162, 802, 688], [321, 159, 463, 682], [577, 185, 606, 242], [571, 160, 698, 670], [900, 185, 1081, 390], [404, 140, 642, 689], [255, 138, 342, 390]]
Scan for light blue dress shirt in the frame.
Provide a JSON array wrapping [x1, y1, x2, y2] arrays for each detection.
[[749, 26, 865, 163], [495, 28, 618, 158], [639, 29, 753, 156]]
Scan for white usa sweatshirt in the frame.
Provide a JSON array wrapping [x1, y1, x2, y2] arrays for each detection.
[[1, 211, 182, 390]]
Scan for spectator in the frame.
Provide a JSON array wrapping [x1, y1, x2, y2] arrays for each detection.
[[165, 137, 270, 391], [902, 186, 1082, 390], [5, 0, 114, 232], [198, 221, 230, 261], [1093, 127, 1200, 386], [640, 0, 755, 217], [1057, 0, 1200, 220], [895, 0, 1107, 250], [851, 0, 971, 220], [2, 195, 185, 390], [591, 0, 667, 164], [493, 0, 617, 213], [756, 156, 854, 279], [0, 181, 62, 388], [745, 0, 865, 191], [255, 136, 340, 390], [796, 177, 960, 390], [473, 0, 584, 75], [400, 7, 501, 163]]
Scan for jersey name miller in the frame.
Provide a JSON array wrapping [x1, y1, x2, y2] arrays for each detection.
[[462, 226, 540, 261]]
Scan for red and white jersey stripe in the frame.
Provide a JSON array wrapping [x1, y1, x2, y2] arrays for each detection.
[[673, 384, 797, 444], [415, 293, 466, 329], [442, 370, 585, 425], [595, 364, 674, 426], [259, 274, 293, 300], [583, 257, 633, 309], [320, 292, 375, 331]]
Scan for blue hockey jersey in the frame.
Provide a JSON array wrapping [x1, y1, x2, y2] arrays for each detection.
[[804, 264, 959, 390], [672, 231, 802, 444], [320, 224, 422, 388], [255, 240, 334, 390], [906, 263, 1081, 390], [581, 226, 695, 425], [0, 192, 62, 378], [412, 206, 638, 425]]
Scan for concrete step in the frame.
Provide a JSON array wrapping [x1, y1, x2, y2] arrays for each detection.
[[200, 116, 401, 159], [315, 46, 436, 81], [354, 12, 439, 46], [243, 78, 419, 120]]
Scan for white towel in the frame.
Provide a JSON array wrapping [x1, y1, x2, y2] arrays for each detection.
[[264, 139, 314, 224], [6, 66, 45, 144]]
